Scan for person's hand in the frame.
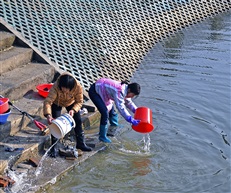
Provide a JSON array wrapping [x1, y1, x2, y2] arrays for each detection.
[[126, 116, 141, 126], [69, 110, 75, 117], [46, 115, 54, 125]]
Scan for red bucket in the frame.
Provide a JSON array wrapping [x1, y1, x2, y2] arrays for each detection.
[[132, 107, 154, 133]]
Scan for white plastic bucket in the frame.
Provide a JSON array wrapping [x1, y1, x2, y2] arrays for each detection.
[[49, 113, 76, 139]]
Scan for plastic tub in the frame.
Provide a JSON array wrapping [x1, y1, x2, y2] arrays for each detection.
[[0, 98, 9, 114], [0, 109, 11, 124], [36, 83, 53, 98], [49, 113, 76, 139], [132, 107, 154, 133]]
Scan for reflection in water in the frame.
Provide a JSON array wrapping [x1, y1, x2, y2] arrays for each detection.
[[209, 13, 226, 41], [132, 158, 152, 176]]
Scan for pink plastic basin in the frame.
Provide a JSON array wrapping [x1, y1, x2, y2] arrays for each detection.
[[0, 98, 9, 114]]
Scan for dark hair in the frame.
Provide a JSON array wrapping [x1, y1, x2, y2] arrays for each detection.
[[58, 74, 76, 91], [128, 83, 141, 95]]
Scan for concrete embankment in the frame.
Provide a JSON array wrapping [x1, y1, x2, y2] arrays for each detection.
[[0, 26, 124, 192]]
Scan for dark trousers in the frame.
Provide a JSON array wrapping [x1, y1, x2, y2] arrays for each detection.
[[50, 103, 91, 152], [88, 83, 117, 126]]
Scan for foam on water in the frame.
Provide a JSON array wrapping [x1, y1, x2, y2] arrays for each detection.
[[5, 170, 31, 193], [112, 134, 152, 156]]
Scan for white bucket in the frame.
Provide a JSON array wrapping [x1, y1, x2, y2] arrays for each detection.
[[49, 113, 76, 139]]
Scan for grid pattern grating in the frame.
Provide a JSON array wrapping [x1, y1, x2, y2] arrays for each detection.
[[0, 0, 230, 90]]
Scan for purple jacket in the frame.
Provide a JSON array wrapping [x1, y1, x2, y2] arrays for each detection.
[[95, 78, 137, 120]]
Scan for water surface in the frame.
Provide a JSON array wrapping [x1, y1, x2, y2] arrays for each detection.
[[48, 11, 231, 193]]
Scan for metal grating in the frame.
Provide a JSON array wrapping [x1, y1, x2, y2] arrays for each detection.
[[0, 0, 230, 90]]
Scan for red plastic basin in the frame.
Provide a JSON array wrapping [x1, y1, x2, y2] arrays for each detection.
[[0, 98, 9, 114], [36, 83, 53, 98]]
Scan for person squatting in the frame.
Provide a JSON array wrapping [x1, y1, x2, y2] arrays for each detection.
[[43, 72, 92, 158]]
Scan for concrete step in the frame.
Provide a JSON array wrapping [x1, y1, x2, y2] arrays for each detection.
[[0, 24, 103, 193], [0, 46, 33, 74], [0, 62, 55, 101], [0, 116, 126, 192], [0, 91, 47, 141], [0, 104, 102, 175], [0, 31, 15, 51], [0, 126, 50, 175], [0, 89, 101, 141]]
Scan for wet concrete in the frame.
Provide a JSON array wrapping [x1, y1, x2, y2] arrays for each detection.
[[0, 105, 126, 192]]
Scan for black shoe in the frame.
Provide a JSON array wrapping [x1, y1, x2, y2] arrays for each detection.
[[59, 148, 79, 158], [76, 132, 92, 151], [76, 144, 92, 152], [49, 148, 58, 158]]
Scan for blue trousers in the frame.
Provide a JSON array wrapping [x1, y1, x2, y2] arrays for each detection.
[[88, 83, 117, 126]]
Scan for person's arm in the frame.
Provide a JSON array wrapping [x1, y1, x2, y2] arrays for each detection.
[[43, 85, 57, 124], [114, 91, 130, 118], [125, 98, 137, 113], [114, 92, 140, 126]]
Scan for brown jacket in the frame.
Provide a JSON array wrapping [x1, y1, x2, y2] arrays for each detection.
[[43, 72, 83, 117]]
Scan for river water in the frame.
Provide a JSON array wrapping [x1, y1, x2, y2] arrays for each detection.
[[48, 11, 231, 193]]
